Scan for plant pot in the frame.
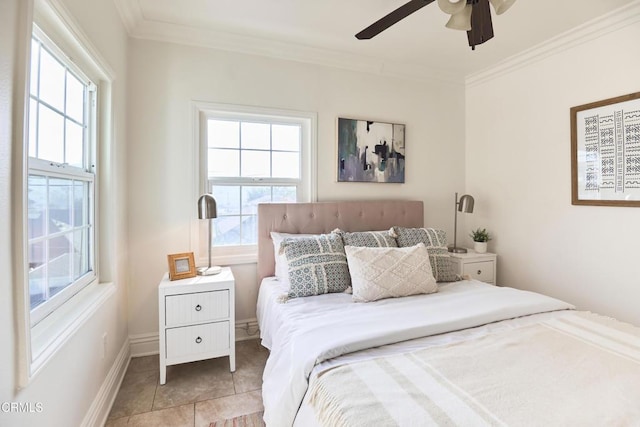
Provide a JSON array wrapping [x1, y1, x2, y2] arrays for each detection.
[[474, 241, 487, 254]]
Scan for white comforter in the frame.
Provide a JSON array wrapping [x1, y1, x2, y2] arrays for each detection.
[[261, 280, 574, 427]]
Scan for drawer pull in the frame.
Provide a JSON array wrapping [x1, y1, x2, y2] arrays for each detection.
[[477, 270, 482, 275], [195, 336, 202, 344], [195, 304, 202, 311]]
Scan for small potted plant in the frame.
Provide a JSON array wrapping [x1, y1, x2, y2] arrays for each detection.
[[470, 228, 491, 253]]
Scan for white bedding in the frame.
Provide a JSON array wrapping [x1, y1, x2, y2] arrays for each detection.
[[257, 279, 574, 427]]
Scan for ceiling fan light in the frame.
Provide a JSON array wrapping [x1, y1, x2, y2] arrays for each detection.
[[445, 4, 472, 31], [437, 0, 467, 15], [489, 0, 516, 15]]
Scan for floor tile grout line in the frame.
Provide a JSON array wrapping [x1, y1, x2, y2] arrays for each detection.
[[151, 374, 160, 413], [231, 371, 238, 395]]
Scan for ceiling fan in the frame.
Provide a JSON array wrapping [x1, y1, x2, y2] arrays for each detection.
[[355, 0, 517, 50]]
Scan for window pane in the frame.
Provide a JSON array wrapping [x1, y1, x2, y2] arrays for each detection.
[[48, 178, 72, 228], [27, 31, 97, 321], [242, 186, 270, 215], [29, 241, 46, 309], [38, 104, 64, 163], [74, 181, 88, 227], [48, 235, 72, 298], [272, 152, 300, 179], [240, 215, 257, 244], [30, 39, 39, 96], [208, 120, 239, 149], [28, 99, 37, 157], [204, 111, 308, 248], [213, 216, 240, 246], [241, 150, 270, 178], [211, 185, 240, 215], [73, 229, 89, 279], [272, 124, 300, 151], [39, 48, 65, 112], [241, 122, 270, 150], [65, 73, 84, 123], [273, 186, 297, 202], [66, 119, 84, 167], [28, 175, 47, 239], [208, 148, 239, 177]]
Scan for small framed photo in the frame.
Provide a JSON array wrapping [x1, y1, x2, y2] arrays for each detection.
[[167, 252, 196, 281]]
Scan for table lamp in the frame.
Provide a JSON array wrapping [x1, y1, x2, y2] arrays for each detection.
[[197, 194, 221, 275], [448, 192, 475, 253]]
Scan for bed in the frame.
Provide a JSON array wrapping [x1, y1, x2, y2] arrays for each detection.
[[256, 201, 640, 427]]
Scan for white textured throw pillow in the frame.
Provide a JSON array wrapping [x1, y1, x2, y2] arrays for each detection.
[[345, 243, 438, 303]]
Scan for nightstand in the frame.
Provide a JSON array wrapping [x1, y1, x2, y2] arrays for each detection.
[[450, 250, 497, 285], [158, 267, 235, 385]]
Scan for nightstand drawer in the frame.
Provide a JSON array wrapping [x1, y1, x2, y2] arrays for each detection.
[[165, 290, 229, 327], [165, 321, 230, 359], [462, 261, 495, 283]]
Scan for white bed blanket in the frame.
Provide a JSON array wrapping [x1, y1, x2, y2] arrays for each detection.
[[307, 311, 640, 426], [262, 280, 574, 427]]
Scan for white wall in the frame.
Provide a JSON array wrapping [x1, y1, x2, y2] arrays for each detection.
[[0, 0, 130, 425], [126, 39, 466, 339], [466, 21, 640, 325]]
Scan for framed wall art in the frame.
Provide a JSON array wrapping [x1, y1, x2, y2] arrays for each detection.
[[571, 91, 640, 207], [167, 252, 196, 280], [337, 117, 405, 183]]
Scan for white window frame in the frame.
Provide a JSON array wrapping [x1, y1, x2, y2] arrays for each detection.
[[192, 102, 317, 265], [13, 0, 117, 386], [27, 26, 98, 326]]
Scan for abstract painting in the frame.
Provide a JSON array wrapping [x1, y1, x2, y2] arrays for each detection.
[[337, 118, 405, 183]]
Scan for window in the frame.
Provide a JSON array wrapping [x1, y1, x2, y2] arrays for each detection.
[[198, 104, 316, 251], [27, 27, 97, 326]]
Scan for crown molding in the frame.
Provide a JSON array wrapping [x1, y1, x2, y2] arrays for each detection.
[[466, 0, 640, 87], [36, 0, 116, 80], [113, 0, 144, 35], [112, 0, 464, 85], [114, 0, 640, 87]]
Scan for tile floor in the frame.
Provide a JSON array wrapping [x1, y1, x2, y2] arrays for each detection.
[[105, 339, 269, 427]]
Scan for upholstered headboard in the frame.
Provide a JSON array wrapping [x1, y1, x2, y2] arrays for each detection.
[[257, 200, 424, 282]]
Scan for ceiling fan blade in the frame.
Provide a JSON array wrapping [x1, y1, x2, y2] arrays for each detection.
[[467, 0, 494, 49], [355, 0, 436, 40]]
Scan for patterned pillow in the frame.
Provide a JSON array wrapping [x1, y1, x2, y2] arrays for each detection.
[[281, 233, 351, 299], [270, 232, 317, 283], [345, 243, 437, 303], [338, 228, 398, 248], [392, 227, 459, 282]]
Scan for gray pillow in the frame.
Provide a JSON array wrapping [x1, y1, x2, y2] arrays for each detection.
[[339, 229, 398, 248], [392, 227, 459, 282], [281, 233, 351, 299]]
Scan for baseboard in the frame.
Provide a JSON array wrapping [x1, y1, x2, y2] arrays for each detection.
[[129, 318, 260, 357], [81, 337, 130, 427], [129, 332, 159, 357], [236, 318, 260, 342]]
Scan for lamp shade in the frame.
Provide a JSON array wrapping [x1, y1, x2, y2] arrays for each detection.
[[458, 194, 475, 213], [197, 194, 217, 219], [437, 0, 467, 15], [445, 4, 473, 31], [489, 0, 516, 15]]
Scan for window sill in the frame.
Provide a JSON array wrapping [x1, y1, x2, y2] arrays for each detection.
[[28, 281, 116, 383], [210, 251, 257, 266]]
